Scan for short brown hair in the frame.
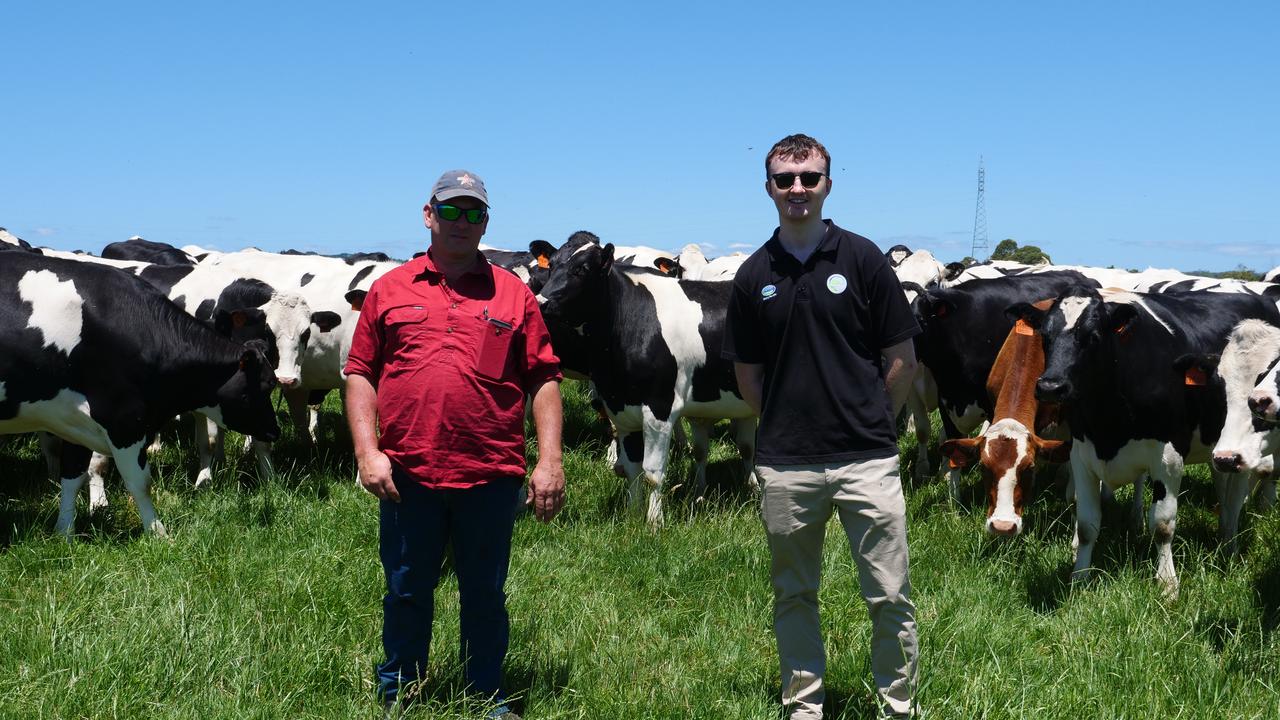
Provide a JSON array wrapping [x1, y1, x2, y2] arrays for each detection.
[[765, 134, 830, 175]]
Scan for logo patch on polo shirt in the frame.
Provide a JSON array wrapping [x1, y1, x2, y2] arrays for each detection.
[[761, 284, 778, 300], [826, 274, 848, 294]]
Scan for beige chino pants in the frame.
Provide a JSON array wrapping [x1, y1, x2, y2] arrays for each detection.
[[758, 455, 919, 719]]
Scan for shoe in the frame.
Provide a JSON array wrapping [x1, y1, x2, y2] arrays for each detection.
[[381, 698, 405, 720]]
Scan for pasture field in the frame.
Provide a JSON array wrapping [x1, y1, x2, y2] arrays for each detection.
[[3, 382, 1280, 719]]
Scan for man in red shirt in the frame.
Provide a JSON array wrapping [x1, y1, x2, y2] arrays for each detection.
[[344, 169, 564, 720]]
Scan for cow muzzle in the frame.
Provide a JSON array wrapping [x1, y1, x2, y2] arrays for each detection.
[[1035, 377, 1069, 402], [1213, 451, 1245, 474], [986, 517, 1021, 537], [276, 375, 300, 389]]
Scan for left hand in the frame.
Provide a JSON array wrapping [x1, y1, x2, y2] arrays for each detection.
[[526, 457, 565, 522]]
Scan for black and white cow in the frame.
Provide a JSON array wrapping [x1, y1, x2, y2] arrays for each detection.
[[536, 242, 758, 528], [101, 237, 196, 265], [1018, 287, 1280, 596], [200, 248, 401, 442], [1, 227, 35, 251], [480, 241, 557, 292], [908, 271, 1099, 496], [0, 253, 280, 536]]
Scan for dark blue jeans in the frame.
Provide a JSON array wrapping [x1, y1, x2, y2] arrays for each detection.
[[376, 466, 520, 704]]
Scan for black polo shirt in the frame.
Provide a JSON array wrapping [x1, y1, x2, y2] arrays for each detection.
[[723, 221, 920, 465]]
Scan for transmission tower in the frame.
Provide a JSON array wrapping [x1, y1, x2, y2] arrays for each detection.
[[970, 156, 989, 260]]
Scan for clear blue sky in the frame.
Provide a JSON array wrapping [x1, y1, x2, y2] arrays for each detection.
[[3, 1, 1276, 272]]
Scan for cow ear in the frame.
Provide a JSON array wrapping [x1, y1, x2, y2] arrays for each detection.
[[529, 240, 555, 267], [1106, 303, 1139, 336], [601, 243, 615, 274], [899, 281, 927, 296], [654, 257, 677, 275], [344, 289, 367, 311], [1034, 437, 1072, 465], [1005, 302, 1045, 329], [944, 262, 966, 281], [311, 310, 342, 333], [1173, 353, 1218, 387], [925, 296, 955, 319], [940, 437, 982, 470]]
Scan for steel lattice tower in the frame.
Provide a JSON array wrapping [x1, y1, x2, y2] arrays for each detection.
[[971, 156, 988, 260]]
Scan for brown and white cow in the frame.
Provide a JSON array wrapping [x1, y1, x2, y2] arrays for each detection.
[[939, 314, 1071, 536]]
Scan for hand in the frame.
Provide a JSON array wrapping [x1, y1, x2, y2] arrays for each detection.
[[357, 450, 399, 502], [526, 457, 565, 522]]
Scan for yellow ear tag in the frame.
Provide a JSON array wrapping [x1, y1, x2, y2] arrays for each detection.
[[1014, 318, 1034, 336]]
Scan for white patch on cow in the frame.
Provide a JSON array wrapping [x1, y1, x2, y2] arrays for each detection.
[[18, 270, 84, 355], [512, 265, 530, 283], [983, 418, 1030, 533], [1097, 290, 1176, 335], [625, 273, 706, 411], [572, 242, 596, 257], [1058, 296, 1092, 331], [946, 402, 987, 435], [0, 389, 112, 452], [891, 249, 945, 289]]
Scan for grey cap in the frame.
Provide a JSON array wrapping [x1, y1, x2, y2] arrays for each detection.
[[431, 169, 489, 207]]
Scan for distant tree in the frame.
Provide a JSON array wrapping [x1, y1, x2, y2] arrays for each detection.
[[990, 239, 1019, 261], [989, 238, 1050, 264], [961, 256, 977, 266], [1186, 264, 1263, 281]]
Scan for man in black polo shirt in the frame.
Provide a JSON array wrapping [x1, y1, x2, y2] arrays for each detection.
[[724, 134, 921, 720]]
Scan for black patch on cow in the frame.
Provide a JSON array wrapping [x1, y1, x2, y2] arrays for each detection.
[[102, 238, 195, 266], [1152, 480, 1167, 502], [311, 311, 341, 332], [194, 298, 217, 322], [1164, 279, 1198, 293], [138, 263, 195, 296], [348, 265, 376, 291], [308, 389, 330, 405], [300, 272, 315, 286], [171, 295, 187, 311], [622, 432, 644, 464]]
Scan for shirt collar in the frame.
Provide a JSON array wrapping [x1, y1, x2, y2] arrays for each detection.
[[766, 220, 840, 273], [411, 249, 492, 281]]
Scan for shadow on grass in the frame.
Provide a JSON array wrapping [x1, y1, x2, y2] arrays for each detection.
[[393, 654, 575, 717]]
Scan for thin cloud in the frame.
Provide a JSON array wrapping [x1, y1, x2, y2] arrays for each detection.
[[34, 227, 56, 237]]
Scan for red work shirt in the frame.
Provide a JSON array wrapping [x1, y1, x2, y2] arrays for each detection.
[[343, 251, 562, 488]]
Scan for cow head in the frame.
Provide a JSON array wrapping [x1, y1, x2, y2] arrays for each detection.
[[536, 241, 614, 330], [1010, 288, 1136, 404], [1197, 319, 1280, 474], [211, 339, 280, 441], [942, 418, 1071, 537]]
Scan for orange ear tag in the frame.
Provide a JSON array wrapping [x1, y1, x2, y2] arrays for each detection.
[[947, 456, 963, 469], [1014, 318, 1034, 336], [1185, 366, 1208, 386], [537, 255, 549, 269]]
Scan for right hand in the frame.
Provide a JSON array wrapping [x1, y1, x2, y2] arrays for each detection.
[[357, 450, 399, 502]]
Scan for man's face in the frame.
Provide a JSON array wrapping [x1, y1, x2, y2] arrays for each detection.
[[424, 196, 489, 259], [765, 152, 831, 224]]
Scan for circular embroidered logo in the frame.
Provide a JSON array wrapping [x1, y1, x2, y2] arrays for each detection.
[[761, 284, 778, 299], [826, 274, 848, 294]]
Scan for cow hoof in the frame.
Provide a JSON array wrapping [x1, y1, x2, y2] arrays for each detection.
[[195, 469, 213, 487]]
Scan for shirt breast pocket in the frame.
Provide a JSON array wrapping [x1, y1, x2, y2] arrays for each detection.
[[476, 317, 518, 380], [384, 305, 430, 345]]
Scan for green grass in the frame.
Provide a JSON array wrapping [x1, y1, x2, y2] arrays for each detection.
[[3, 383, 1280, 718]]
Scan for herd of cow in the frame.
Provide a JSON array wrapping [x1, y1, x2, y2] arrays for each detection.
[[6, 225, 1280, 598]]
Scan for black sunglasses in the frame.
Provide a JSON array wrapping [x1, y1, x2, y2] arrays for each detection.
[[434, 204, 488, 225], [770, 171, 827, 190]]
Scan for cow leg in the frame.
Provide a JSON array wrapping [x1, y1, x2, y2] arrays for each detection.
[[640, 408, 677, 530], [732, 418, 760, 492], [284, 386, 312, 443], [939, 412, 964, 505], [671, 417, 689, 455], [687, 418, 712, 500], [1130, 473, 1147, 533], [1070, 452, 1102, 584], [39, 432, 61, 483], [86, 452, 111, 513], [251, 439, 275, 480], [110, 439, 168, 537], [194, 416, 219, 487], [55, 442, 93, 536], [905, 382, 932, 480], [617, 430, 645, 507], [1255, 455, 1277, 511], [1149, 447, 1184, 598], [1213, 469, 1251, 556]]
